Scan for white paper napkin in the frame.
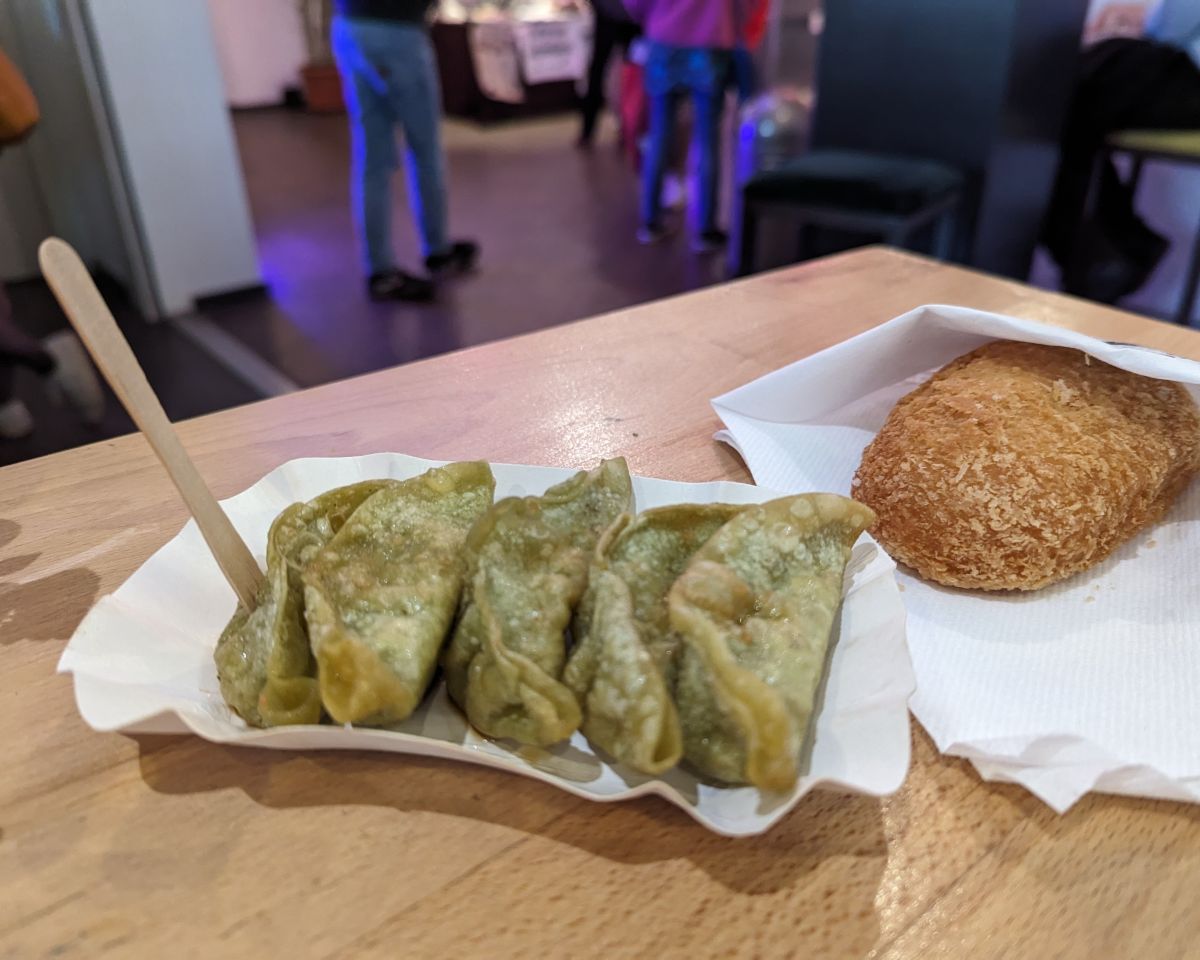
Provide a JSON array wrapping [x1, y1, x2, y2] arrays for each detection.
[[712, 304, 1200, 812]]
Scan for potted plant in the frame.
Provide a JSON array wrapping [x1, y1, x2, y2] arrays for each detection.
[[296, 0, 343, 113]]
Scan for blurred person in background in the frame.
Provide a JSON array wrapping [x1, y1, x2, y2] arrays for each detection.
[[622, 0, 749, 251], [1042, 0, 1200, 304], [620, 37, 687, 211], [0, 285, 103, 439], [577, 0, 640, 148], [1147, 0, 1200, 60], [0, 45, 102, 439], [731, 0, 769, 104], [332, 0, 478, 302]]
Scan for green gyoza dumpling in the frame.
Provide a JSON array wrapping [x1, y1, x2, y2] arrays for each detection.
[[443, 458, 633, 746], [215, 480, 393, 728], [669, 494, 875, 792], [303, 461, 495, 726], [563, 504, 743, 774]]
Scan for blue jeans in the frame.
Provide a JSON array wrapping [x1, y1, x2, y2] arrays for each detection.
[[332, 16, 449, 274], [641, 43, 730, 233]]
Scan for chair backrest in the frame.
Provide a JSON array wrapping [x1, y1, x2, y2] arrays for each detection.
[[813, 0, 1014, 171], [810, 0, 1090, 275]]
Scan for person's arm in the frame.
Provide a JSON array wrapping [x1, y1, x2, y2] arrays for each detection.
[[1145, 0, 1200, 49]]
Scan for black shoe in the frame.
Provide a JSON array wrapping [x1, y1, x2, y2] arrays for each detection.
[[425, 241, 479, 279], [690, 229, 728, 253], [1063, 251, 1147, 305], [1063, 228, 1159, 304], [368, 269, 435, 303], [1119, 223, 1169, 273], [577, 113, 598, 149], [637, 222, 670, 245]]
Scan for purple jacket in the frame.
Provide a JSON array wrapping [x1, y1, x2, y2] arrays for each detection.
[[621, 0, 748, 49]]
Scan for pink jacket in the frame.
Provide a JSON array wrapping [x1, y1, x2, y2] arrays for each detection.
[[621, 0, 750, 50]]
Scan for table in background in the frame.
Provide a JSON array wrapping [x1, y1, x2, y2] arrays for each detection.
[[433, 21, 580, 123], [4, 248, 1199, 959]]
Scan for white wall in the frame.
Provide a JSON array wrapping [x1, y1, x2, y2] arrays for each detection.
[[84, 0, 262, 315], [207, 0, 308, 107]]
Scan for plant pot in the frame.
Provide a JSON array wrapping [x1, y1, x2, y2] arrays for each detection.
[[301, 62, 345, 114]]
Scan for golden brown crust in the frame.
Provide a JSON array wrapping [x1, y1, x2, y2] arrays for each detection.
[[852, 341, 1200, 590]]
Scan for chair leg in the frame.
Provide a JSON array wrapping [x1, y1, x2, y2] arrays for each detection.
[[1066, 150, 1107, 290], [798, 221, 816, 262], [737, 201, 758, 277], [886, 222, 912, 250], [1173, 216, 1200, 326], [933, 209, 956, 261]]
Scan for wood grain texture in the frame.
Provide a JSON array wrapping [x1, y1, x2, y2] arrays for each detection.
[[3, 248, 1199, 960]]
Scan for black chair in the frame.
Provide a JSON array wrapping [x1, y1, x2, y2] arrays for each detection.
[[737, 149, 964, 275]]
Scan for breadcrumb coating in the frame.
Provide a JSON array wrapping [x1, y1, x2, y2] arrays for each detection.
[[852, 341, 1200, 590]]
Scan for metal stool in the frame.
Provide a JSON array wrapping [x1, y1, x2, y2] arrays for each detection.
[[1105, 129, 1200, 325], [737, 149, 964, 276]]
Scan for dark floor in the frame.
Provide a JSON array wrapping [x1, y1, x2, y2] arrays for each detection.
[[0, 280, 260, 468], [202, 109, 725, 388]]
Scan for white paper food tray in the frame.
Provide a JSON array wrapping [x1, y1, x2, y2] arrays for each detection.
[[59, 453, 915, 837]]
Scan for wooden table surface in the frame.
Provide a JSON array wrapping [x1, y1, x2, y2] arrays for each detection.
[[4, 248, 1199, 960]]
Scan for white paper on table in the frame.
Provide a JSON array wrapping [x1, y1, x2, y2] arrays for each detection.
[[711, 303, 1200, 813], [58, 454, 914, 837], [468, 22, 525, 104]]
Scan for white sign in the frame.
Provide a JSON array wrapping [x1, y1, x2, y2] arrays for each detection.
[[468, 22, 525, 104], [511, 17, 591, 85]]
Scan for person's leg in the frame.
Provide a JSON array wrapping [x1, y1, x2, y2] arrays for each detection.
[[1040, 108, 1102, 270], [0, 289, 16, 411], [332, 18, 401, 278], [580, 13, 618, 145], [387, 27, 477, 276], [1099, 46, 1200, 268], [1097, 154, 1167, 267], [1097, 49, 1200, 270], [691, 85, 725, 237], [0, 281, 103, 427], [731, 47, 757, 104], [1040, 39, 1144, 271], [1046, 41, 1200, 292], [641, 90, 677, 233], [382, 26, 450, 260], [333, 18, 434, 300], [1132, 46, 1200, 129], [0, 359, 31, 440], [0, 282, 52, 373]]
